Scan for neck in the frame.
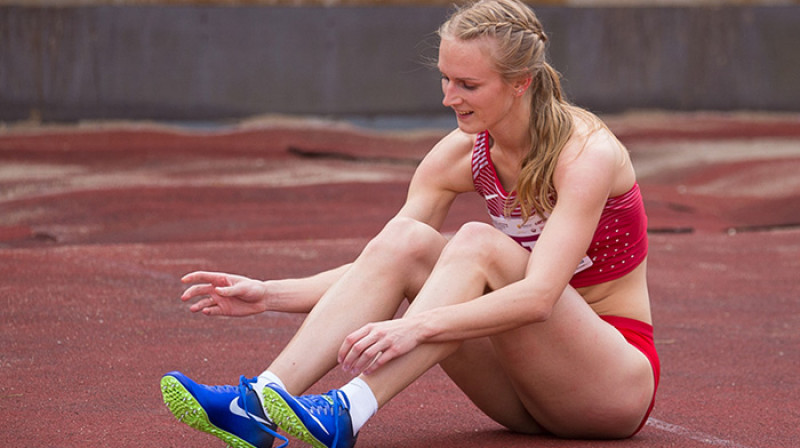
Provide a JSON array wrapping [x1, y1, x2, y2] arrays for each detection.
[[489, 98, 532, 160]]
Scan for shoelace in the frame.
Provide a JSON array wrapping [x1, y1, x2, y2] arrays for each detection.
[[299, 389, 352, 447], [238, 376, 290, 448]]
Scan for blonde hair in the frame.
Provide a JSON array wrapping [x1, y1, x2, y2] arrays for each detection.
[[439, 0, 590, 220]]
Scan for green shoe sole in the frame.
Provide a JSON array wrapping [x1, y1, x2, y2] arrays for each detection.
[[262, 387, 326, 448], [160, 375, 257, 448]]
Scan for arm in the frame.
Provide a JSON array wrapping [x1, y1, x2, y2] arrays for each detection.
[[180, 265, 351, 317], [340, 130, 626, 373], [395, 129, 476, 227], [181, 130, 475, 317], [417, 130, 624, 341]]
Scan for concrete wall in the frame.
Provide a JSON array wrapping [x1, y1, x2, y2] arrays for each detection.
[[1, 5, 799, 123]]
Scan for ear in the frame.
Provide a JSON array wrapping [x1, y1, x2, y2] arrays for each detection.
[[513, 76, 533, 97]]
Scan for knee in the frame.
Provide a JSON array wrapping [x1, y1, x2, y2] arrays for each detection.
[[442, 221, 501, 260], [363, 217, 444, 266]]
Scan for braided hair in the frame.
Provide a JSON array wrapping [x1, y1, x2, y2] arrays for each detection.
[[439, 0, 585, 221]]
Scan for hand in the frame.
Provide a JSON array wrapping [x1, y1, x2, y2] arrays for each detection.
[[180, 271, 268, 317], [338, 318, 423, 376]]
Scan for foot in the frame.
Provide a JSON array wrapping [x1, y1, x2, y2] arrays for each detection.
[[262, 384, 357, 448], [160, 371, 288, 448]]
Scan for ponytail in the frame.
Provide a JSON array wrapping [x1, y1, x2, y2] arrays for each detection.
[[511, 62, 574, 221]]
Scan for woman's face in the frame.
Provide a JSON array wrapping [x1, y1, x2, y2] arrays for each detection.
[[438, 37, 519, 135]]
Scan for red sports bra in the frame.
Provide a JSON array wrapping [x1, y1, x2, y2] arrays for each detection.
[[471, 130, 648, 288]]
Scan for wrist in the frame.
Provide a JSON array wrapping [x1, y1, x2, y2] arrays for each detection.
[[259, 279, 279, 312], [413, 309, 442, 344], [260, 278, 312, 313]]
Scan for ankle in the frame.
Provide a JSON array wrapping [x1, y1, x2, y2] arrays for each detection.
[[255, 371, 286, 409], [340, 377, 378, 435]]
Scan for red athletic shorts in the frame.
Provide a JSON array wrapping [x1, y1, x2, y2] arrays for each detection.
[[600, 315, 660, 435]]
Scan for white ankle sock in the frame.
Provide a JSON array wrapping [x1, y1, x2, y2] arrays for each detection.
[[340, 377, 378, 435], [255, 370, 286, 409]]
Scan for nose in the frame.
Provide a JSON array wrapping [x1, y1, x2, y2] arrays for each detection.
[[441, 81, 460, 108]]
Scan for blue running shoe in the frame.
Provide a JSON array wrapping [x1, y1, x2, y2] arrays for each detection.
[[160, 371, 288, 448], [262, 384, 356, 448]]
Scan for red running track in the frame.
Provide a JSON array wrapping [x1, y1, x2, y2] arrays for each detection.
[[1, 112, 798, 447]]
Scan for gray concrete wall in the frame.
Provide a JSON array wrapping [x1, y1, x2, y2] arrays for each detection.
[[1, 5, 798, 123]]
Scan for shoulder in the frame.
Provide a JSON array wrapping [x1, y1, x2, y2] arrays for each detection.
[[427, 129, 478, 160], [413, 129, 477, 192], [554, 112, 630, 200], [561, 112, 624, 170]]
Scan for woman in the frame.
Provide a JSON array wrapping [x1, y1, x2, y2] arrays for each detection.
[[160, 1, 659, 447]]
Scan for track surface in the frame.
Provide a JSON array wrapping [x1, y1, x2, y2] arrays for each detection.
[[1, 112, 799, 447]]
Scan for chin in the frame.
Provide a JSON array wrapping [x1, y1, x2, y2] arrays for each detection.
[[456, 116, 482, 134]]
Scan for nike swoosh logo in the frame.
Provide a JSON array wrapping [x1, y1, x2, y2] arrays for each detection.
[[484, 194, 499, 200], [229, 397, 271, 426], [287, 395, 330, 436]]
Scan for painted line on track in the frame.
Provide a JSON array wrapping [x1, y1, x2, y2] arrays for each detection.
[[647, 418, 754, 448]]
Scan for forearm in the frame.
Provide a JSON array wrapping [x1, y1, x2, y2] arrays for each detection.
[[416, 280, 557, 343], [263, 264, 352, 313]]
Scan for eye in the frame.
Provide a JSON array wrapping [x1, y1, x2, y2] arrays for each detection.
[[440, 74, 477, 91]]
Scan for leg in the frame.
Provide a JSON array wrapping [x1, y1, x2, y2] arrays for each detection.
[[438, 338, 545, 434], [259, 222, 532, 448], [268, 217, 448, 394], [161, 217, 446, 448], [489, 285, 655, 438], [358, 222, 539, 424], [360, 222, 654, 437], [262, 222, 654, 445]]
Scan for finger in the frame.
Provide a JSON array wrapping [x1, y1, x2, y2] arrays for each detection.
[[181, 283, 215, 301], [212, 276, 233, 288], [181, 271, 224, 284], [189, 297, 215, 313], [215, 281, 245, 297], [202, 305, 223, 317], [357, 337, 397, 374], [350, 345, 386, 375], [343, 334, 385, 374], [363, 350, 389, 375], [181, 271, 208, 284], [338, 326, 371, 364]]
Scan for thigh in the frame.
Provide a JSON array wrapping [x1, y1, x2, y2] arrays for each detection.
[[439, 338, 545, 434], [429, 223, 545, 432], [432, 222, 654, 438], [409, 222, 652, 437], [492, 288, 655, 438]]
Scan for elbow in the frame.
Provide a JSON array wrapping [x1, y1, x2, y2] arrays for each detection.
[[519, 289, 559, 325], [512, 276, 566, 325], [514, 300, 553, 327], [529, 303, 553, 324]]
